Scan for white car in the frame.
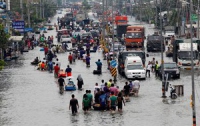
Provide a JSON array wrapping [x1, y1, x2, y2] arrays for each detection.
[[124, 56, 146, 79], [164, 31, 175, 39], [60, 35, 71, 43]]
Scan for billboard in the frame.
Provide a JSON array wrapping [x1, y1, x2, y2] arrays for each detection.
[[12, 21, 25, 33]]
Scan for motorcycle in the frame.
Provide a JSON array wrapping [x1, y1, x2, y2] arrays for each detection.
[[170, 85, 177, 99]]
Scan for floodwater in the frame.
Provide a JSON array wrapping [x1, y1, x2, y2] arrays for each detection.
[[0, 10, 200, 126]]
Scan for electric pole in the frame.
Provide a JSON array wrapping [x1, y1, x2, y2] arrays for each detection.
[[189, 0, 197, 125], [27, 0, 31, 28], [20, 0, 24, 20], [43, 0, 45, 19], [40, 0, 42, 18], [160, 0, 166, 98]]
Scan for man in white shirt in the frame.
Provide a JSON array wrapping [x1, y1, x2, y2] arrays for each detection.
[[100, 79, 105, 91], [146, 61, 152, 77], [132, 80, 140, 97], [94, 83, 100, 95]]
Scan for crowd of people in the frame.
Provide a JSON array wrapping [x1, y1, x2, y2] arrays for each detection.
[[68, 80, 140, 115]]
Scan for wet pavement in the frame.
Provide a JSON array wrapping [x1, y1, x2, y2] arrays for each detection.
[[0, 11, 200, 126]]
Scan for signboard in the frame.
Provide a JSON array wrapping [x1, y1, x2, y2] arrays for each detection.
[[179, 43, 197, 50], [191, 14, 197, 21], [24, 28, 33, 32], [110, 60, 117, 68], [12, 21, 25, 33]]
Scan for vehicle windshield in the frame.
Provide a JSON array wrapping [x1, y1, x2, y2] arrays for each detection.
[[164, 63, 177, 69], [178, 51, 198, 60], [82, 33, 91, 37], [126, 32, 142, 38], [148, 35, 163, 41], [66, 13, 73, 17], [114, 44, 120, 48], [62, 35, 69, 38], [122, 52, 145, 61], [166, 31, 174, 33], [127, 65, 143, 70]]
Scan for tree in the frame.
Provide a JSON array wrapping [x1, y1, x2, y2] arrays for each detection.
[[0, 23, 10, 49]]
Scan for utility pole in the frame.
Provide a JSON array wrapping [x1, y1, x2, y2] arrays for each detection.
[[189, 0, 197, 125], [155, 0, 157, 28], [27, 0, 31, 28], [42, 0, 45, 19], [36, 4, 38, 18], [139, 0, 142, 23], [20, 0, 24, 20], [197, 0, 199, 39], [112, 0, 117, 83], [40, 0, 42, 18], [105, 0, 108, 24], [160, 0, 166, 98], [102, 0, 105, 40]]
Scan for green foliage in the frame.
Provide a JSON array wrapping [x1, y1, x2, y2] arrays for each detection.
[[31, 15, 44, 24], [0, 66, 3, 70], [83, 0, 91, 10], [43, 0, 57, 19], [57, 0, 62, 6], [169, 10, 178, 26], [0, 60, 6, 66], [0, 24, 10, 49]]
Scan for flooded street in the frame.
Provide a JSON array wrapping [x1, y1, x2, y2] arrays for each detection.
[[0, 12, 200, 126]]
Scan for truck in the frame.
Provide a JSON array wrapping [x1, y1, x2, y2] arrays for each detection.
[[146, 32, 165, 52], [76, 13, 86, 24], [125, 26, 145, 48], [164, 26, 175, 40], [172, 38, 200, 69], [115, 16, 129, 38]]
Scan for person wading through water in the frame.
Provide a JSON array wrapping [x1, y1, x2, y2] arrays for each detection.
[[69, 94, 79, 115], [77, 74, 84, 90], [58, 76, 66, 94], [65, 65, 72, 77], [68, 53, 73, 64]]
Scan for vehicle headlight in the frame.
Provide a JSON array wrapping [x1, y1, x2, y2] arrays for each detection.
[[141, 72, 145, 74], [176, 69, 180, 74], [127, 72, 132, 75]]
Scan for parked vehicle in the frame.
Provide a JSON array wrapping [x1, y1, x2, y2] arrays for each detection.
[[172, 38, 200, 69], [125, 26, 145, 48], [164, 26, 175, 40], [76, 13, 86, 24], [60, 35, 71, 43], [115, 16, 129, 38], [158, 62, 180, 79], [146, 32, 165, 52]]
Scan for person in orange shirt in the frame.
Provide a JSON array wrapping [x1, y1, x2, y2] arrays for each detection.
[[41, 62, 46, 70]]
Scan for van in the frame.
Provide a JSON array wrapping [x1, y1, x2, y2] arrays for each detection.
[[124, 56, 146, 79]]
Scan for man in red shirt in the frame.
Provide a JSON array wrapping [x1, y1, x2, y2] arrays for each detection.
[[68, 53, 73, 64], [44, 46, 48, 56], [54, 64, 60, 78]]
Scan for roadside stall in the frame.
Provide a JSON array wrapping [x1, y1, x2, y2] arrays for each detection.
[[6, 36, 24, 61]]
